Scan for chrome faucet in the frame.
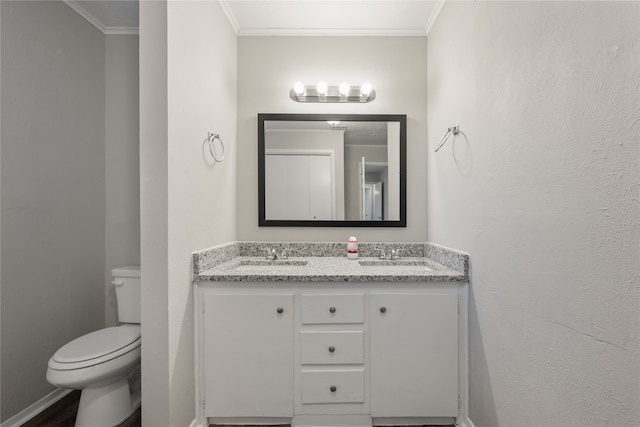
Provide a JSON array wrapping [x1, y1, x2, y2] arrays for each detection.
[[265, 248, 289, 260], [265, 248, 278, 260], [375, 248, 388, 260], [375, 248, 402, 260]]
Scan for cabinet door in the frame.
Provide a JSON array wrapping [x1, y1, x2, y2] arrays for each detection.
[[203, 294, 294, 417], [370, 293, 458, 417]]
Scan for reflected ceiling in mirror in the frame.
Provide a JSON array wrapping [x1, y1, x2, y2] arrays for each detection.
[[258, 114, 406, 227]]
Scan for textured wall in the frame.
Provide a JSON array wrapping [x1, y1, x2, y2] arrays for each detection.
[[427, 2, 639, 426], [237, 37, 428, 242], [1, 1, 106, 421]]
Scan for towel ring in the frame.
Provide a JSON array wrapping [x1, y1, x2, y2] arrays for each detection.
[[434, 125, 459, 153], [204, 132, 225, 163]]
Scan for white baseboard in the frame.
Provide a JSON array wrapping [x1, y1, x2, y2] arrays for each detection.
[[192, 415, 472, 427], [0, 388, 72, 427], [458, 415, 477, 427]]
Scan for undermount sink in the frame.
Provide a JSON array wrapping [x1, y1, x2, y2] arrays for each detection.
[[358, 259, 432, 272], [233, 260, 308, 272]]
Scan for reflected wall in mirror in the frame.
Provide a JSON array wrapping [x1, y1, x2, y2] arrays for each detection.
[[258, 114, 406, 227]]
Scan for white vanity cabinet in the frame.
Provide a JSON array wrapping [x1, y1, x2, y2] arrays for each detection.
[[201, 293, 294, 418], [370, 293, 459, 418], [195, 284, 466, 427], [298, 293, 368, 419]]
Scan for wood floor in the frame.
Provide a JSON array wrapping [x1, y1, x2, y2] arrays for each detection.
[[21, 390, 141, 427], [21, 392, 452, 427]]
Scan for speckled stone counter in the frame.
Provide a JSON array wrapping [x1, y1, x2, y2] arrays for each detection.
[[193, 242, 469, 283]]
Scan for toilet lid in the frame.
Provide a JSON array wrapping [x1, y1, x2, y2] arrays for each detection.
[[53, 325, 141, 363]]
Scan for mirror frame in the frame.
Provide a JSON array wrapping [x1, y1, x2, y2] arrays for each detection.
[[258, 113, 407, 227]]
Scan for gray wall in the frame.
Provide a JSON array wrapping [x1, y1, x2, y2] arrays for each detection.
[[427, 2, 640, 426], [1, 1, 106, 421], [105, 35, 140, 327], [237, 37, 428, 242]]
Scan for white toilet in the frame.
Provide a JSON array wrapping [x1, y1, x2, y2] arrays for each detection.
[[46, 266, 141, 427]]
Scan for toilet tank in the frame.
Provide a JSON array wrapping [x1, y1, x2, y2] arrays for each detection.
[[111, 265, 141, 324]]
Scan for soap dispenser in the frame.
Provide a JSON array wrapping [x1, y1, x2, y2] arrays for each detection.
[[347, 236, 358, 260]]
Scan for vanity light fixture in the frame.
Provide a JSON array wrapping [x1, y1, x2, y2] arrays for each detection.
[[290, 81, 376, 103], [360, 82, 372, 96], [316, 81, 328, 96], [339, 82, 350, 96], [293, 81, 305, 96]]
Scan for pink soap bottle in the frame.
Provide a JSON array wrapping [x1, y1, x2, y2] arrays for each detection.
[[347, 236, 358, 260]]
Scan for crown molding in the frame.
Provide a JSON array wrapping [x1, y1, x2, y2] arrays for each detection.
[[66, 0, 435, 38], [237, 28, 427, 37], [64, 1, 138, 35], [425, 0, 446, 35], [218, 0, 240, 34], [64, 0, 106, 33]]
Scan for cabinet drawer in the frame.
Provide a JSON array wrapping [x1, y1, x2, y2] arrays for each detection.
[[301, 331, 364, 364], [301, 294, 364, 324], [301, 370, 365, 404]]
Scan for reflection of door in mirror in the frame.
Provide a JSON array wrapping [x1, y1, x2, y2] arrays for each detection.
[[266, 152, 334, 220], [346, 124, 399, 221], [360, 155, 385, 221], [360, 156, 366, 220], [362, 182, 384, 220], [264, 127, 344, 220]]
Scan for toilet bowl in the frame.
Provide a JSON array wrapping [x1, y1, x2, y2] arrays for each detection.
[[47, 325, 141, 426], [46, 266, 141, 427]]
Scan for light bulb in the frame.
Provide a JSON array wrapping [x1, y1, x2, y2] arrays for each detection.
[[293, 81, 305, 95], [316, 81, 328, 96], [339, 82, 350, 96], [361, 82, 372, 96]]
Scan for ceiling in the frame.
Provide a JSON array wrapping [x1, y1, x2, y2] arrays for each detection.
[[64, 0, 443, 36], [220, 1, 442, 36]]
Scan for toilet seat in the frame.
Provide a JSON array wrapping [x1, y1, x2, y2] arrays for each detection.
[[49, 325, 141, 370]]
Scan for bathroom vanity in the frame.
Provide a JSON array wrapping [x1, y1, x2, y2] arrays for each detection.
[[192, 242, 469, 427]]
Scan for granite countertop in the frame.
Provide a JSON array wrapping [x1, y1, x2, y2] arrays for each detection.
[[193, 242, 468, 283]]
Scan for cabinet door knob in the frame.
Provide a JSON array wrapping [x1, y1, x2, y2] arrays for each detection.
[[328, 346, 335, 353], [379, 306, 387, 313], [329, 306, 336, 314], [330, 386, 337, 392], [276, 307, 284, 314]]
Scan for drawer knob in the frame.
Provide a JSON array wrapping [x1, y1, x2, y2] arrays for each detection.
[[379, 306, 387, 314], [330, 386, 337, 392], [276, 307, 284, 314], [329, 306, 336, 314], [328, 346, 335, 353]]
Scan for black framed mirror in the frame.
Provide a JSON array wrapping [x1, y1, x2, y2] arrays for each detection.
[[258, 113, 406, 227]]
